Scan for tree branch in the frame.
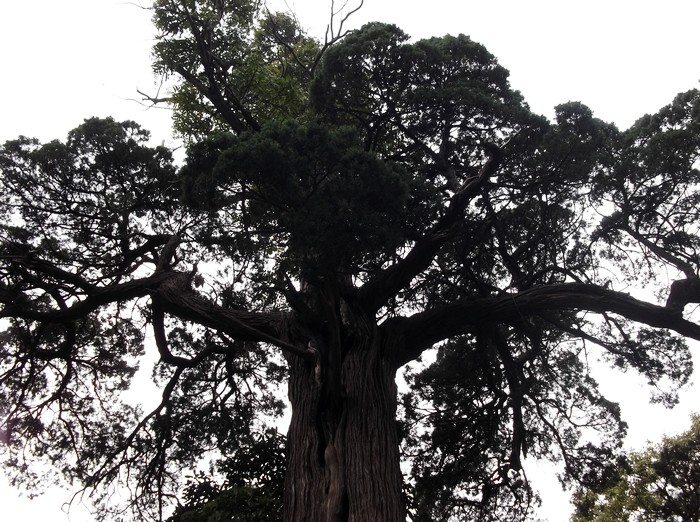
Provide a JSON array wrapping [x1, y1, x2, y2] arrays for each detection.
[[2, 268, 313, 360], [666, 277, 700, 310], [136, 88, 173, 106], [1, 242, 97, 294], [385, 282, 700, 367], [1, 271, 173, 322], [359, 145, 502, 314], [155, 271, 312, 359], [176, 4, 261, 133], [621, 222, 697, 278], [313, 0, 364, 71], [173, 65, 248, 134]]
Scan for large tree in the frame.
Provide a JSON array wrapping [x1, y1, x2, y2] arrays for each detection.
[[2, 1, 700, 520]]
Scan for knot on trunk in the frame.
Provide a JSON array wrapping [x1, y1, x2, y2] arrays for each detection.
[[666, 277, 700, 311]]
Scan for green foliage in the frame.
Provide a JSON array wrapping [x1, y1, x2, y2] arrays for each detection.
[[400, 323, 631, 520], [592, 89, 700, 281], [183, 121, 410, 270], [572, 415, 700, 521], [153, 0, 319, 140], [168, 429, 285, 521], [312, 23, 534, 156], [0, 117, 286, 519]]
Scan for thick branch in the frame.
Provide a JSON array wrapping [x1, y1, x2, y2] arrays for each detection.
[[151, 297, 212, 368], [385, 282, 700, 367], [1, 271, 173, 322], [2, 242, 97, 294], [155, 272, 311, 359], [359, 145, 502, 313], [2, 269, 312, 360], [121, 233, 172, 271], [488, 326, 527, 470]]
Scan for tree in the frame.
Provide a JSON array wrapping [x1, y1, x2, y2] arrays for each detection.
[[571, 415, 700, 521], [2, 1, 700, 520], [167, 428, 285, 521]]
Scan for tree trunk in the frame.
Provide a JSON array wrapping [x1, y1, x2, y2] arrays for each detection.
[[284, 323, 404, 521]]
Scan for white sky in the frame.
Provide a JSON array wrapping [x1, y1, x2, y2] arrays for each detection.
[[1, 0, 700, 520]]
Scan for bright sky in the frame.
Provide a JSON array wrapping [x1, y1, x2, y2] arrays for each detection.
[[1, 1, 700, 520]]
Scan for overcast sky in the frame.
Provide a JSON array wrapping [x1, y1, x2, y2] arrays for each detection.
[[1, 1, 700, 520]]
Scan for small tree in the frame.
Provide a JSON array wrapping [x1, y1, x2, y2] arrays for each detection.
[[2, 2, 700, 520], [572, 415, 700, 522]]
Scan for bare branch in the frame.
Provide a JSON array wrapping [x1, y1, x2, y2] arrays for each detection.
[[313, 0, 363, 71], [136, 88, 173, 106]]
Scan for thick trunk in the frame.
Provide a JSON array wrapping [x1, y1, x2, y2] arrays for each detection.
[[284, 326, 404, 521]]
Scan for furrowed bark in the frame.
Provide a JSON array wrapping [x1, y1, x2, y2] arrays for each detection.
[[283, 312, 404, 522]]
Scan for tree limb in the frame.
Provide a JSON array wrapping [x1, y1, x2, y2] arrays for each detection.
[[176, 3, 261, 133], [2, 268, 312, 360], [136, 88, 173, 106], [1, 271, 173, 322], [621, 222, 697, 278], [359, 145, 502, 314], [155, 271, 312, 359], [386, 282, 700, 367], [173, 65, 248, 134], [2, 242, 97, 294]]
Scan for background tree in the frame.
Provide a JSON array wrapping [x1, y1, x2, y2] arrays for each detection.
[[2, 1, 700, 521], [571, 415, 700, 522], [167, 428, 285, 521]]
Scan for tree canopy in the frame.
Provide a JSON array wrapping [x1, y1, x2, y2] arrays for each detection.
[[2, 1, 700, 521], [572, 415, 700, 521]]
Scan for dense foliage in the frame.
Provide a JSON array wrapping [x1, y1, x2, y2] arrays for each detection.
[[2, 1, 700, 520], [572, 415, 700, 521]]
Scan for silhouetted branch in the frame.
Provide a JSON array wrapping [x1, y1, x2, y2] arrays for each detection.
[[388, 282, 700, 366], [360, 145, 502, 313]]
